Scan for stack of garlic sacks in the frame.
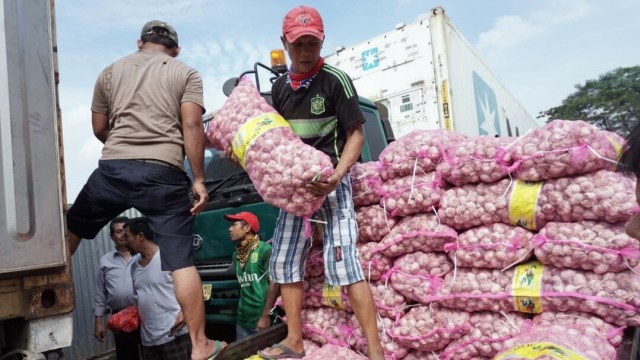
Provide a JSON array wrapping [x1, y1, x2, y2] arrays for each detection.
[[296, 120, 639, 360]]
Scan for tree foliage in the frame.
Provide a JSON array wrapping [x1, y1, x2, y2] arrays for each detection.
[[539, 66, 640, 136]]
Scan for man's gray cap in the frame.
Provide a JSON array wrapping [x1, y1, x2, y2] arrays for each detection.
[[140, 20, 178, 45]]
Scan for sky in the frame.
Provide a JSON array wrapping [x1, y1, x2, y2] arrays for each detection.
[[55, 0, 640, 202]]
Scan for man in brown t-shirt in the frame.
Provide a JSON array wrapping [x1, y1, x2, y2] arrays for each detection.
[[66, 21, 226, 359]]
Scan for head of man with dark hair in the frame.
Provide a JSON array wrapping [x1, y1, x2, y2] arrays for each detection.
[[109, 216, 129, 251], [618, 122, 640, 178], [137, 20, 180, 57], [123, 217, 155, 255], [617, 121, 640, 241]]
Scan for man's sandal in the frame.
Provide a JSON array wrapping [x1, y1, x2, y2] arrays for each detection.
[[257, 343, 306, 359], [192, 340, 225, 360]]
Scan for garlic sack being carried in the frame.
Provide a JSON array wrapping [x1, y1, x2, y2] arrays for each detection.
[[205, 77, 334, 217]]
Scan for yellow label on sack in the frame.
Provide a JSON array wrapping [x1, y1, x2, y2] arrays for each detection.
[[509, 179, 543, 230], [322, 283, 344, 310], [494, 342, 587, 360], [512, 261, 544, 314], [232, 113, 291, 168]]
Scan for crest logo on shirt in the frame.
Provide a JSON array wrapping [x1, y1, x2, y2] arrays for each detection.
[[250, 252, 258, 263], [310, 95, 326, 115]]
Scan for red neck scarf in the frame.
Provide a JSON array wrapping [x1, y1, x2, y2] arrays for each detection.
[[288, 57, 324, 91]]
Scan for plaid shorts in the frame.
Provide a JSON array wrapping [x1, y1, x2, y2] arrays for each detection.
[[270, 175, 365, 286], [142, 333, 191, 360]]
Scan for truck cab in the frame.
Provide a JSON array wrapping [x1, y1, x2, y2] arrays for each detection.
[[186, 64, 394, 329]]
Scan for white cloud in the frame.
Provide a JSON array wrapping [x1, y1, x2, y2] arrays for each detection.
[[477, 15, 541, 54], [477, 0, 594, 55]]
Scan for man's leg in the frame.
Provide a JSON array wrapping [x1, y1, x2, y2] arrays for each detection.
[[113, 329, 141, 360], [172, 266, 226, 359], [67, 232, 81, 256], [259, 282, 305, 356], [259, 210, 309, 358], [346, 281, 385, 359]]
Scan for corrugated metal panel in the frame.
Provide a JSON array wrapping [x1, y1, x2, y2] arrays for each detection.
[[62, 208, 141, 360]]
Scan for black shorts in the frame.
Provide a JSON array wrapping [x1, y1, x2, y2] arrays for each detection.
[[67, 160, 195, 271], [142, 333, 191, 360]]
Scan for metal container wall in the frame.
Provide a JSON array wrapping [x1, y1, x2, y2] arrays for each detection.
[[63, 208, 141, 360], [0, 0, 66, 275]]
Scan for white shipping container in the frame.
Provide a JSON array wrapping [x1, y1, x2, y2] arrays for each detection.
[[325, 7, 541, 138]]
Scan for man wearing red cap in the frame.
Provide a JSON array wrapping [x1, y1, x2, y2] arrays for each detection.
[[224, 212, 279, 341], [258, 6, 384, 360]]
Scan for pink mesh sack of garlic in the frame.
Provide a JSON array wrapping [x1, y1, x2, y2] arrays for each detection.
[[388, 305, 471, 352], [379, 172, 446, 217], [437, 312, 528, 360], [372, 213, 458, 258], [493, 322, 617, 360], [205, 77, 333, 217], [428, 261, 640, 326], [438, 170, 636, 231], [349, 314, 410, 360], [301, 276, 351, 312], [533, 221, 640, 274], [350, 161, 382, 207], [532, 311, 626, 347], [387, 252, 452, 305], [502, 119, 624, 182], [304, 247, 324, 278], [358, 242, 391, 281], [437, 135, 517, 186], [335, 280, 408, 321], [403, 350, 440, 360], [444, 223, 534, 269], [302, 339, 322, 356], [368, 280, 407, 320], [378, 129, 466, 181], [302, 344, 367, 360], [356, 204, 397, 243], [298, 307, 353, 348]]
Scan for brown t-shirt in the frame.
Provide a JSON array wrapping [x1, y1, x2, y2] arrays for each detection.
[[91, 49, 205, 170]]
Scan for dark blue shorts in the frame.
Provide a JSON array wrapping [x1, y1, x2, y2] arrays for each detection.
[[67, 160, 195, 271]]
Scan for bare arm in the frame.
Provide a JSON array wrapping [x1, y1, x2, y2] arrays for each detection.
[[93, 266, 107, 341], [182, 101, 208, 215], [92, 112, 110, 144], [306, 123, 364, 196], [257, 282, 281, 331]]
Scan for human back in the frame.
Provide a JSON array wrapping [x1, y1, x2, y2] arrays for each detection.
[[92, 34, 204, 170]]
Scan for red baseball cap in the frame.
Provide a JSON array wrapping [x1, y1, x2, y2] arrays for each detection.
[[224, 212, 260, 233], [282, 5, 324, 43]]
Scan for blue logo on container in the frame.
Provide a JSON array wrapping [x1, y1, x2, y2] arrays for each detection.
[[473, 71, 501, 136], [361, 47, 379, 71]]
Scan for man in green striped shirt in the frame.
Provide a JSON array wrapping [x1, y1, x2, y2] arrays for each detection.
[[225, 212, 279, 341]]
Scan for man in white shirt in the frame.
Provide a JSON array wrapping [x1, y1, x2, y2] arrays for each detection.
[[124, 217, 220, 359], [93, 216, 141, 360]]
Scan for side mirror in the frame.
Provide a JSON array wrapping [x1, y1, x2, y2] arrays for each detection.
[[222, 77, 239, 97]]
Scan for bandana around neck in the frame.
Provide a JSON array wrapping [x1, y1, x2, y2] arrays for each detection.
[[287, 57, 325, 91], [236, 234, 259, 268]]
